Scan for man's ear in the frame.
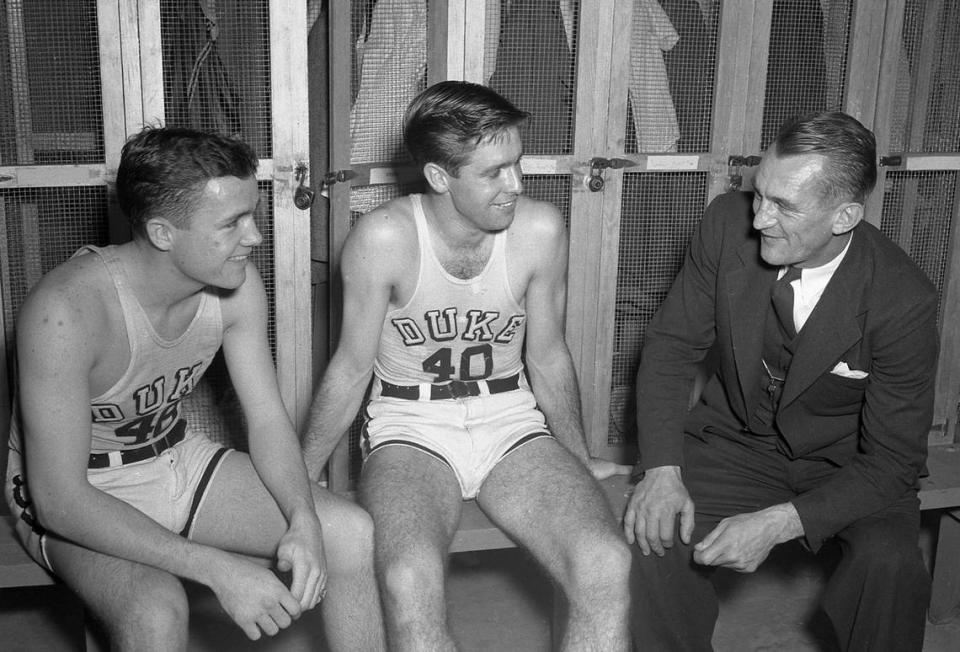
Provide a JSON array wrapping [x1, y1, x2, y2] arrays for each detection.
[[423, 162, 450, 194], [832, 202, 863, 235], [146, 217, 176, 251]]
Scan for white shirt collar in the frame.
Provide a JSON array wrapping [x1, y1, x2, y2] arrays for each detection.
[[780, 232, 853, 331]]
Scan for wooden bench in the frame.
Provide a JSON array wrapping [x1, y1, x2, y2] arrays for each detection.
[[3, 444, 959, 647]]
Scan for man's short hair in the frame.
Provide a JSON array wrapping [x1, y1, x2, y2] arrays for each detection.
[[115, 126, 259, 237], [771, 111, 877, 205], [403, 80, 529, 176]]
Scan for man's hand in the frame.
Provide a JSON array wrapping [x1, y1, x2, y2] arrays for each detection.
[[693, 503, 803, 572], [586, 457, 633, 480], [275, 513, 328, 610], [623, 465, 694, 556], [209, 555, 304, 640]]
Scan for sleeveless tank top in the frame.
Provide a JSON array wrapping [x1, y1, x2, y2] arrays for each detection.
[[6, 245, 223, 462], [373, 194, 527, 385]]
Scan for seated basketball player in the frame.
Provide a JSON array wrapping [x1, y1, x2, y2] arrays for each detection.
[[302, 81, 632, 651], [4, 126, 384, 650]]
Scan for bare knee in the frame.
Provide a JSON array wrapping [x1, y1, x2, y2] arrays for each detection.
[[565, 531, 632, 597], [99, 573, 189, 650], [314, 489, 376, 568], [378, 549, 446, 605]]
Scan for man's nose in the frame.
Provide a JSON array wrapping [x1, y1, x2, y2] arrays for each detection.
[[243, 219, 263, 247], [504, 164, 523, 194], [753, 201, 776, 230]]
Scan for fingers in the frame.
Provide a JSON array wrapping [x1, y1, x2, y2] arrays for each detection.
[[679, 498, 695, 545], [622, 504, 637, 545]]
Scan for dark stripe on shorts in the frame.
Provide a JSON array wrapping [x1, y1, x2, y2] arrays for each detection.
[[367, 439, 454, 471], [500, 431, 553, 459], [179, 447, 229, 538]]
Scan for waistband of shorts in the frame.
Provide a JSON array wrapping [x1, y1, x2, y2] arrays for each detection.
[[88, 419, 187, 469], [377, 373, 522, 401]]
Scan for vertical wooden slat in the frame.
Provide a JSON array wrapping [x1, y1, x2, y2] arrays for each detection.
[[7, 0, 33, 164], [460, 0, 485, 83], [934, 175, 960, 444], [443, 0, 465, 80], [98, 0, 126, 167], [709, 0, 761, 198], [868, 0, 906, 227], [427, 0, 449, 84], [742, 0, 773, 159], [270, 0, 312, 431], [118, 0, 145, 135], [137, 0, 165, 125], [846, 0, 889, 128], [554, 0, 617, 457], [325, 0, 354, 490]]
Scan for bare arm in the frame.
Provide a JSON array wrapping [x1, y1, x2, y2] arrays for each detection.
[[220, 264, 326, 608], [520, 204, 629, 478], [301, 211, 399, 481]]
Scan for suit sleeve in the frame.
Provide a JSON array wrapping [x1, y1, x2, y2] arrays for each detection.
[[634, 193, 743, 470], [792, 273, 938, 551]]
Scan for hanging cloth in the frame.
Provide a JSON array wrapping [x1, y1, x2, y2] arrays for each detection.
[[629, 0, 681, 153], [164, 0, 242, 135], [348, 0, 427, 213]]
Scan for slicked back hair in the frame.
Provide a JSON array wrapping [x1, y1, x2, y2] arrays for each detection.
[[403, 80, 529, 176], [772, 111, 877, 205], [116, 126, 258, 238]]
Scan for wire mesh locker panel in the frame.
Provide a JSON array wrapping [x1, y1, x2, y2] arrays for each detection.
[[160, 0, 273, 156], [624, 0, 720, 154], [0, 188, 110, 342], [887, 0, 960, 154], [0, 0, 104, 166], [880, 170, 956, 328], [485, 0, 579, 155], [608, 171, 707, 446], [760, 0, 852, 150]]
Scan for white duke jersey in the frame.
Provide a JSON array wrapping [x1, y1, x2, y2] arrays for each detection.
[[7, 245, 222, 463], [373, 194, 527, 386]]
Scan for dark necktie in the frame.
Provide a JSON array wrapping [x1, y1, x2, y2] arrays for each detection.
[[771, 266, 802, 338]]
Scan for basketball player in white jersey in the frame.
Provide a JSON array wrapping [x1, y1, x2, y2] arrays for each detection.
[[303, 81, 632, 651], [5, 127, 384, 650]]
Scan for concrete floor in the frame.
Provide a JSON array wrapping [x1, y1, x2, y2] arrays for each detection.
[[2, 546, 959, 651]]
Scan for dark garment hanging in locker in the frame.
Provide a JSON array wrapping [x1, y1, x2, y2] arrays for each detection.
[[488, 0, 575, 155], [761, 0, 827, 148]]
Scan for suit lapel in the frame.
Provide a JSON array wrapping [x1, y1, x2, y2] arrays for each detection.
[[780, 231, 868, 408], [728, 240, 777, 415]]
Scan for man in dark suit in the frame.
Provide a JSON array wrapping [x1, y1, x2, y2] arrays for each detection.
[[624, 112, 937, 651]]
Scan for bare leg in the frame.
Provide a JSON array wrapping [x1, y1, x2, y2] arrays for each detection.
[[45, 537, 190, 652], [359, 445, 464, 652], [191, 451, 385, 651], [477, 438, 631, 652]]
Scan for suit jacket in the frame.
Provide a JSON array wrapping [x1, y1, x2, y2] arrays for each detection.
[[635, 192, 939, 550]]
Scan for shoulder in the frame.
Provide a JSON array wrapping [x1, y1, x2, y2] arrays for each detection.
[[219, 260, 268, 330], [16, 250, 114, 357], [856, 222, 937, 304], [701, 191, 754, 240], [509, 196, 566, 248], [342, 196, 418, 280]]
